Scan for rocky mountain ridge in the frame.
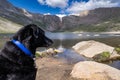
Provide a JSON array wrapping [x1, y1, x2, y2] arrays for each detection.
[[0, 0, 120, 32], [0, 0, 61, 32], [62, 7, 120, 32]]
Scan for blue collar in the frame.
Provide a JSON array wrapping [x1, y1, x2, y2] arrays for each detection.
[[12, 39, 33, 58]]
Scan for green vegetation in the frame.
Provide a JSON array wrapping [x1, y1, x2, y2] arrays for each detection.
[[62, 18, 120, 32], [0, 16, 46, 33], [115, 47, 120, 54], [93, 51, 111, 62], [35, 51, 48, 58], [0, 17, 22, 33], [101, 52, 111, 58], [35, 52, 43, 58]]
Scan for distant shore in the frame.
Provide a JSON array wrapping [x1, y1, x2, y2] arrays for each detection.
[[72, 31, 120, 34]]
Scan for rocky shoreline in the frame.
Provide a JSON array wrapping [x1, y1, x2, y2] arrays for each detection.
[[35, 40, 120, 80]]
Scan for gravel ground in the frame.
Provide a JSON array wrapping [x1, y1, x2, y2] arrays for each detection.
[[35, 57, 79, 80]]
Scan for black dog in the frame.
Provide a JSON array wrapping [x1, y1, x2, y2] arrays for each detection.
[[0, 24, 53, 80]]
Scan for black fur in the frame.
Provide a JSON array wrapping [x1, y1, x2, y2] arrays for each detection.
[[0, 24, 53, 80]]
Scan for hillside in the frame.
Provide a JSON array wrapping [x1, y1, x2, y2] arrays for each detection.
[[0, 0, 120, 33], [62, 8, 120, 32], [0, 17, 21, 33], [0, 0, 61, 33]]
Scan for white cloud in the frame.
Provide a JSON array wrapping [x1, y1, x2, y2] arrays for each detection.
[[66, 0, 120, 14], [37, 0, 45, 4], [46, 0, 68, 8], [37, 0, 68, 8]]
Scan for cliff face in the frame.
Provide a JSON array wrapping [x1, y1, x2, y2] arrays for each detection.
[[62, 7, 120, 31], [62, 7, 120, 32], [0, 0, 61, 32], [0, 0, 120, 32], [43, 15, 61, 31]]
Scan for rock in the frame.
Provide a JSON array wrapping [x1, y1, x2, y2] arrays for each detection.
[[35, 48, 62, 58], [71, 61, 120, 80], [72, 40, 114, 58], [72, 40, 120, 62]]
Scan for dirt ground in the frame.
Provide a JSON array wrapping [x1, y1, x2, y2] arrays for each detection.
[[35, 57, 79, 80]]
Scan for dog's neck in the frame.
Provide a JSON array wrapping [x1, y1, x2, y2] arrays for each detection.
[[1, 41, 35, 66], [12, 40, 35, 58], [21, 40, 36, 57]]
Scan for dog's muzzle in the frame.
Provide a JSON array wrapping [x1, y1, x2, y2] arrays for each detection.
[[45, 37, 53, 47]]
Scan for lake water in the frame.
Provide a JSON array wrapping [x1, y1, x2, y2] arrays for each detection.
[[0, 32, 120, 49], [48, 32, 120, 48], [0, 32, 120, 69]]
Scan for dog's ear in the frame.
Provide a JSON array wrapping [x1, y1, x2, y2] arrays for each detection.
[[31, 24, 45, 38], [12, 24, 40, 42], [31, 26, 39, 38]]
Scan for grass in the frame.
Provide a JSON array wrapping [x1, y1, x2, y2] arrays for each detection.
[[93, 51, 111, 62], [61, 18, 120, 32], [0, 17, 22, 33], [115, 47, 120, 54]]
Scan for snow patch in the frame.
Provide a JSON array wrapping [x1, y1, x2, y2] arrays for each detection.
[[22, 8, 32, 17]]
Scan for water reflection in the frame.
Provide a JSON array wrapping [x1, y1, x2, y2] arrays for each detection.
[[109, 61, 120, 70], [46, 32, 120, 40], [57, 45, 65, 52], [55, 48, 86, 64]]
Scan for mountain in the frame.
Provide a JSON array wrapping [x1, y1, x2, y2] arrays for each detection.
[[0, 0, 120, 33], [62, 7, 120, 32], [0, 0, 61, 33]]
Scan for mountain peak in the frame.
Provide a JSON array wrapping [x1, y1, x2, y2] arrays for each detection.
[[0, 0, 14, 9]]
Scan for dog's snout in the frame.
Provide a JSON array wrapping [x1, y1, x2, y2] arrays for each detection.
[[45, 38, 53, 47], [45, 37, 53, 47], [44, 33, 53, 47]]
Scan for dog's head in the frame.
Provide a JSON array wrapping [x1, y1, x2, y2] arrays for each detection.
[[12, 24, 53, 48]]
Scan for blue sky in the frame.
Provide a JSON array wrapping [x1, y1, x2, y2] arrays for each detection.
[[8, 0, 120, 15]]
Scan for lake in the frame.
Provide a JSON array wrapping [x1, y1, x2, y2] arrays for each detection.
[[0, 32, 120, 49], [48, 32, 120, 48], [0, 32, 120, 69]]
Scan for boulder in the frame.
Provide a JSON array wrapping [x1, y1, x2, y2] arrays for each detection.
[[71, 61, 120, 80], [72, 40, 114, 58]]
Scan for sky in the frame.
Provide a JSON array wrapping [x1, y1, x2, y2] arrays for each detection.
[[8, 0, 120, 16]]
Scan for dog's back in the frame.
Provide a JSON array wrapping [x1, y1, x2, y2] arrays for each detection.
[[0, 41, 36, 80]]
